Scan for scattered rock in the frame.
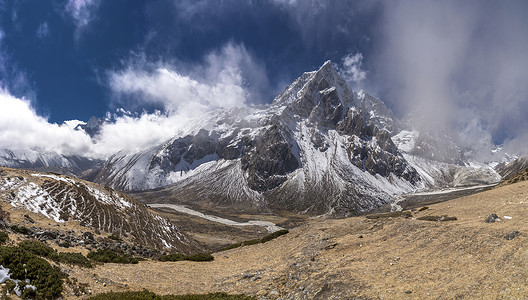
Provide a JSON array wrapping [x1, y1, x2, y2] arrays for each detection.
[[83, 231, 95, 241], [485, 214, 500, 223], [504, 230, 520, 240], [324, 243, 338, 250], [405, 290, 412, 294], [23, 214, 35, 223]]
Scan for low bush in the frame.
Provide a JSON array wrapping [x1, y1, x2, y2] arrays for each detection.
[[108, 234, 122, 241], [0, 246, 66, 299], [10, 224, 30, 235], [57, 252, 93, 268], [18, 239, 59, 260], [158, 252, 214, 262], [219, 229, 290, 252], [0, 231, 8, 245], [184, 253, 214, 262], [242, 239, 261, 246], [260, 229, 289, 243], [59, 241, 71, 248], [18, 239, 92, 268], [218, 242, 242, 251], [87, 291, 255, 300], [87, 249, 139, 264]]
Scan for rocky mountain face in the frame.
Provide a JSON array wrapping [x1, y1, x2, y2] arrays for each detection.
[[89, 61, 499, 217], [498, 156, 528, 181], [0, 148, 101, 177], [0, 167, 195, 252], [0, 61, 501, 217]]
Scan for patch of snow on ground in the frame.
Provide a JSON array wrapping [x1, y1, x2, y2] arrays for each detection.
[[12, 182, 64, 223], [83, 183, 131, 209], [31, 173, 77, 185]]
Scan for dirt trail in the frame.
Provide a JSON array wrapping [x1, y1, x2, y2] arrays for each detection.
[[69, 180, 528, 299]]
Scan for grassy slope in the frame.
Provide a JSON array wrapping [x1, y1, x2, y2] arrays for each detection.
[[64, 179, 528, 299]]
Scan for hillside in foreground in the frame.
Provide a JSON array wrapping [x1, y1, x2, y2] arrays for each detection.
[[0, 167, 198, 253], [57, 179, 528, 299]]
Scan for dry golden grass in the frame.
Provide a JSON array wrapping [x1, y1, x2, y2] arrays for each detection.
[[56, 180, 528, 299]]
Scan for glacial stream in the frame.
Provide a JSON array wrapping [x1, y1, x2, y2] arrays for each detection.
[[147, 203, 284, 233]]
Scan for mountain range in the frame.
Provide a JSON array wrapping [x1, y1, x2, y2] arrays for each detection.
[[0, 61, 508, 217]]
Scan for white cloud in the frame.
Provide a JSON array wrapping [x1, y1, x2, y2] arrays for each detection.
[[0, 89, 93, 156], [338, 52, 366, 86], [0, 88, 191, 158], [0, 42, 270, 159], [109, 67, 246, 116], [109, 42, 268, 116], [64, 0, 100, 33], [374, 0, 528, 155], [36, 22, 50, 39]]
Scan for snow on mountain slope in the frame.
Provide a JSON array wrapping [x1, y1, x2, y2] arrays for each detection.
[[0, 148, 100, 176], [93, 61, 424, 216], [0, 167, 195, 251], [392, 130, 501, 188]]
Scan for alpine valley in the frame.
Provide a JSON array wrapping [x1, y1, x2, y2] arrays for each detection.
[[2, 60, 527, 299]]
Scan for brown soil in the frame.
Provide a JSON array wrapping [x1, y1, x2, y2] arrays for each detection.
[[55, 179, 528, 299]]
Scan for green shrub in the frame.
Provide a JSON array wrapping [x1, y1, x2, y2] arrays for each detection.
[[17, 239, 92, 268], [87, 249, 139, 264], [57, 252, 93, 268], [184, 253, 214, 262], [0, 246, 66, 299], [87, 290, 255, 300], [243, 239, 261, 246], [260, 229, 289, 243], [218, 242, 242, 251], [158, 253, 214, 262], [108, 234, 122, 241], [0, 231, 8, 245], [18, 239, 59, 260], [59, 241, 71, 248], [218, 230, 289, 252], [10, 224, 30, 235]]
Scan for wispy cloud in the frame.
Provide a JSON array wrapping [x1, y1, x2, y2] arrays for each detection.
[[109, 42, 268, 115], [36, 22, 50, 39], [338, 52, 366, 87], [0, 42, 270, 158], [373, 0, 528, 157], [64, 0, 100, 35], [0, 89, 93, 156]]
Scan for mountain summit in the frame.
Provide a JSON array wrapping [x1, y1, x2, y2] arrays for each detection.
[[1, 62, 500, 217], [90, 62, 436, 216]]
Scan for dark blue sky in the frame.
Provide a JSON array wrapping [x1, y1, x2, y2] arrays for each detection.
[[1, 0, 528, 152], [0, 0, 381, 123]]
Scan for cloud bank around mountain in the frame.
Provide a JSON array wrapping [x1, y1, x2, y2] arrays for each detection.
[[0, 42, 268, 158], [374, 0, 528, 158]]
